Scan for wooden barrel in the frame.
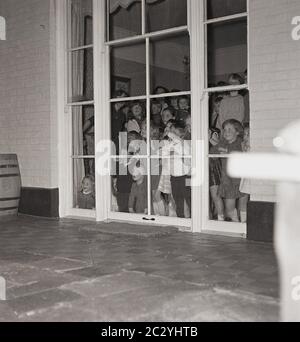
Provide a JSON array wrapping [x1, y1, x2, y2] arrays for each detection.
[[0, 154, 21, 216]]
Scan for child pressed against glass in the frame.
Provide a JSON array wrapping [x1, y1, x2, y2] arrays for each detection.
[[126, 102, 145, 134], [161, 107, 176, 129], [216, 119, 244, 222], [154, 86, 170, 113], [170, 96, 179, 111], [239, 124, 251, 223], [140, 119, 162, 206], [77, 175, 95, 210], [210, 96, 223, 128], [176, 96, 190, 124], [151, 100, 163, 127], [168, 122, 192, 218], [209, 128, 224, 221], [158, 118, 176, 216], [116, 131, 144, 213], [139, 119, 166, 216], [128, 165, 148, 214], [217, 74, 245, 130], [140, 120, 161, 142]]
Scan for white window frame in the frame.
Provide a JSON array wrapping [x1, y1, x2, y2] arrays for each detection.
[[201, 0, 250, 237], [56, 0, 249, 235], [57, 0, 96, 220]]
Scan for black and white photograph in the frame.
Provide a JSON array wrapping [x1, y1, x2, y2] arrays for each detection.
[[0, 0, 300, 328]]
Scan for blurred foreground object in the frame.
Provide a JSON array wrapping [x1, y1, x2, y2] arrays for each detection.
[[228, 120, 300, 322], [0, 277, 5, 301]]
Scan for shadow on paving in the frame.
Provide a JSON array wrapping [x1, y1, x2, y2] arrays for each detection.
[[0, 215, 280, 322]]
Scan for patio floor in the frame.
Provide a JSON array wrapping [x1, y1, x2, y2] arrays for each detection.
[[0, 216, 279, 322]]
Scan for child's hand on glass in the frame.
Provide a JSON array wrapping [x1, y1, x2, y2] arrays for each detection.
[[218, 147, 228, 154]]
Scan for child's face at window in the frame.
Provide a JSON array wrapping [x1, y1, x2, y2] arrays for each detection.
[[128, 140, 142, 155], [171, 98, 178, 108], [132, 104, 143, 120], [151, 127, 160, 140], [152, 103, 162, 115], [82, 178, 93, 193], [132, 168, 144, 182], [223, 124, 239, 143], [228, 77, 241, 97], [162, 110, 174, 125], [155, 87, 166, 95], [229, 77, 241, 86], [178, 99, 189, 111]]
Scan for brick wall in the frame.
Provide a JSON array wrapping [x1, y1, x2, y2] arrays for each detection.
[[249, 0, 300, 202], [0, 0, 57, 189]]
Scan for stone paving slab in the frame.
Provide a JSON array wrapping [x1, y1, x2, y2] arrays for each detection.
[[0, 216, 280, 322], [60, 271, 202, 299], [65, 264, 128, 279], [78, 221, 179, 238], [7, 289, 82, 317], [29, 257, 91, 273], [0, 302, 19, 322], [64, 281, 206, 322], [7, 272, 86, 300]]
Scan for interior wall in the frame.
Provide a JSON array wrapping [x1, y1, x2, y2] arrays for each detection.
[[0, 0, 57, 189], [249, 0, 300, 202]]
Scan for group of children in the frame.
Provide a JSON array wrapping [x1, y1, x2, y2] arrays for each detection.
[[77, 74, 250, 224], [111, 91, 192, 218], [209, 73, 250, 223]]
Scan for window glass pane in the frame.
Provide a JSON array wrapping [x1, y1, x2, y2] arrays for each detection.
[[208, 89, 250, 223], [72, 105, 95, 162], [150, 33, 190, 94], [70, 0, 93, 48], [146, 0, 187, 33], [149, 96, 191, 218], [150, 156, 191, 218], [111, 42, 146, 98], [69, 48, 94, 102], [208, 89, 249, 135], [207, 18, 247, 88], [208, 156, 249, 223], [150, 95, 191, 147], [206, 0, 247, 20], [111, 100, 147, 157], [73, 159, 95, 210], [109, 0, 142, 41], [112, 158, 148, 214]]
